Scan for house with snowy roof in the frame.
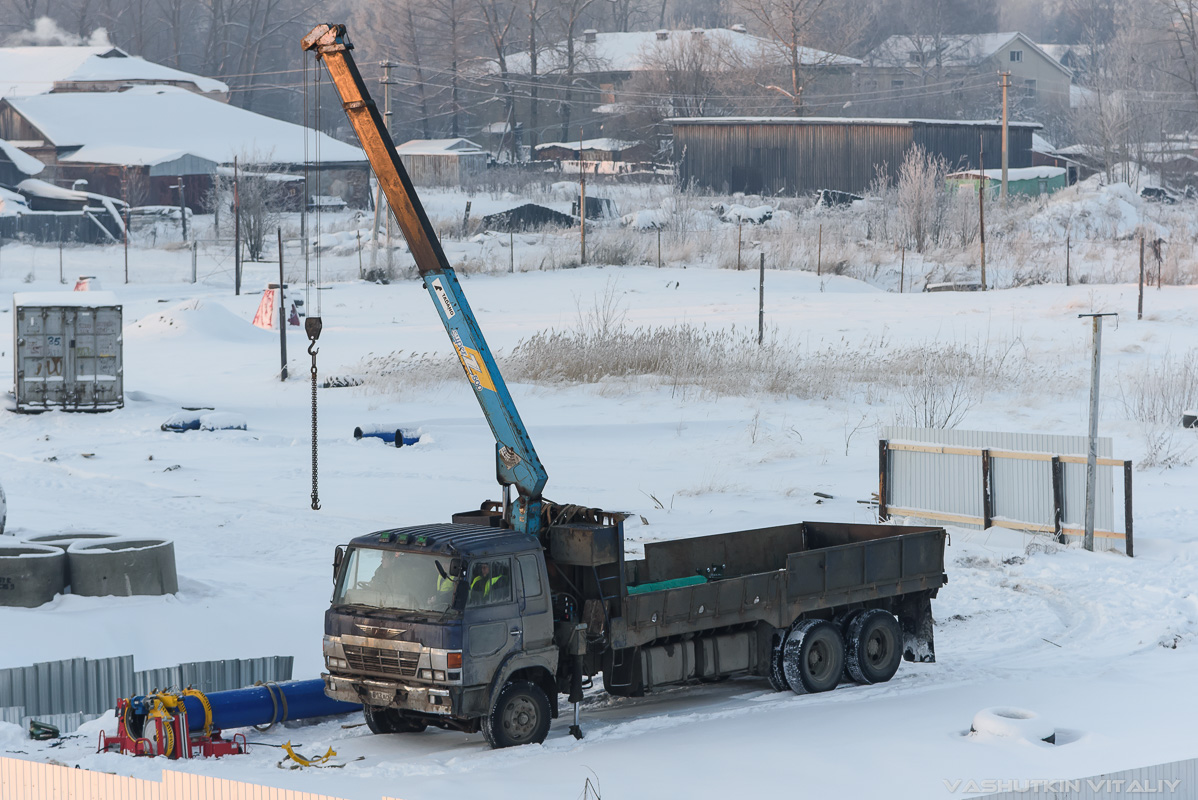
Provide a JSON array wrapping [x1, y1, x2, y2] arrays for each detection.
[[857, 32, 1072, 114], [0, 45, 228, 101], [489, 26, 860, 145], [0, 86, 368, 209]]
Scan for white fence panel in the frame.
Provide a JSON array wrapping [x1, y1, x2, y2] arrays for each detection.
[[1, 756, 375, 800], [881, 427, 1124, 553]]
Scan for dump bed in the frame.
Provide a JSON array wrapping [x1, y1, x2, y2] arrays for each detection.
[[611, 521, 947, 648]]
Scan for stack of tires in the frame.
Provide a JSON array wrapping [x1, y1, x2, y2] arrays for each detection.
[[769, 608, 903, 694]]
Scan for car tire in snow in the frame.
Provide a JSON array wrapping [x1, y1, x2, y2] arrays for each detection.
[[845, 608, 903, 685], [782, 619, 844, 695], [363, 705, 427, 734], [970, 707, 1056, 743], [483, 680, 551, 749]]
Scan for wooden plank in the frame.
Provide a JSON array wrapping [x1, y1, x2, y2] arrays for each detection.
[[981, 448, 993, 529], [1057, 454, 1124, 467], [1051, 456, 1065, 543], [885, 507, 982, 526], [989, 449, 1055, 462], [878, 439, 889, 521], [886, 442, 982, 457]]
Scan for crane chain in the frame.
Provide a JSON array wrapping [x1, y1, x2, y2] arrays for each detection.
[[306, 316, 323, 510]]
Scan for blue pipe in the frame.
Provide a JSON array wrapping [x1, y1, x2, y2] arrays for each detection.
[[179, 679, 360, 733], [353, 425, 420, 447]]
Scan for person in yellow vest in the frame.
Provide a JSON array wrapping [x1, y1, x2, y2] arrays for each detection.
[[470, 562, 501, 603]]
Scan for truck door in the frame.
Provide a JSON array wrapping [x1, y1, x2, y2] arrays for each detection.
[[465, 557, 521, 677], [516, 554, 553, 650]]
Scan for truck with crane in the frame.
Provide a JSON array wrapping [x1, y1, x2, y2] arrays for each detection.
[[302, 23, 949, 749]]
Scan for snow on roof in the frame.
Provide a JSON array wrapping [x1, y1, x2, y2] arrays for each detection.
[[0, 45, 228, 98], [17, 177, 90, 201], [395, 138, 485, 155], [5, 86, 364, 166], [497, 27, 860, 76], [14, 291, 120, 308], [948, 166, 1067, 181], [1032, 132, 1055, 153], [866, 32, 1071, 77], [535, 138, 642, 152], [669, 116, 1042, 129], [0, 136, 45, 175], [0, 185, 29, 216]]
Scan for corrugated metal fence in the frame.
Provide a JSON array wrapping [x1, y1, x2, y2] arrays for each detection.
[[962, 756, 1196, 798], [0, 655, 292, 733], [0, 756, 399, 800], [879, 427, 1131, 555]]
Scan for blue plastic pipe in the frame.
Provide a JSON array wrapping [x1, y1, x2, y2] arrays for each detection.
[[179, 679, 360, 733], [353, 424, 419, 447]]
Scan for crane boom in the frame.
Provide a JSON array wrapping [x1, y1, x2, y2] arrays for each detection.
[[302, 24, 547, 535]]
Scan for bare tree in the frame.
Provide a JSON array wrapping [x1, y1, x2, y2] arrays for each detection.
[[552, 0, 597, 141], [734, 0, 856, 114], [478, 0, 520, 159]]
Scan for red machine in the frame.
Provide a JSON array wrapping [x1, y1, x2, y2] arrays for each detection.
[[98, 692, 247, 759]]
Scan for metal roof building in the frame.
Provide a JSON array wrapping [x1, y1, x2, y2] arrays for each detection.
[[669, 117, 1041, 195]]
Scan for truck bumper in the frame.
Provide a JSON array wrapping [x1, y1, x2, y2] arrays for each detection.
[[323, 673, 456, 716]]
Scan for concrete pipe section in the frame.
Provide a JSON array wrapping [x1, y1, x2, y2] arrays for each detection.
[[0, 542, 67, 607], [67, 538, 178, 597], [25, 532, 121, 551]]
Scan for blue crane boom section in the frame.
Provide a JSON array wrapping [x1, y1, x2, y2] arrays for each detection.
[[302, 24, 547, 536]]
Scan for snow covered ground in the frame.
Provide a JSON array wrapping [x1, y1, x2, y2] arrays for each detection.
[[1, 210, 1197, 799]]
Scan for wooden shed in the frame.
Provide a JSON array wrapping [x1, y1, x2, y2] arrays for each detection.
[[669, 117, 1040, 195], [395, 138, 488, 186]]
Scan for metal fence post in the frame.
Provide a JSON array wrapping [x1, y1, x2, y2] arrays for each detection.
[[981, 448, 993, 529], [878, 440, 890, 521], [1124, 460, 1134, 557], [1051, 455, 1065, 543]]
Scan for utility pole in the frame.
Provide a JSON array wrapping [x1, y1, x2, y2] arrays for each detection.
[[758, 252, 765, 345], [1079, 312, 1117, 552], [579, 129, 586, 265], [380, 60, 398, 276], [1138, 235, 1145, 320], [1066, 233, 1071, 286], [999, 71, 1011, 202], [233, 156, 242, 295], [278, 227, 288, 381], [978, 134, 987, 290], [171, 176, 187, 241]]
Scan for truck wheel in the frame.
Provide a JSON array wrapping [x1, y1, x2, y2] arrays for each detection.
[[845, 609, 902, 684], [483, 680, 551, 749], [782, 620, 844, 694], [363, 705, 428, 734], [767, 630, 788, 692]]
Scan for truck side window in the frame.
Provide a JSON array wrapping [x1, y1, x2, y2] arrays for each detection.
[[467, 558, 512, 606], [517, 555, 542, 598]]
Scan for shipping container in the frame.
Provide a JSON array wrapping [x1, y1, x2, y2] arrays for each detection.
[[13, 292, 123, 412]]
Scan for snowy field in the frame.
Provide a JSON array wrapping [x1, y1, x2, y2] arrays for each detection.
[[1, 192, 1197, 799]]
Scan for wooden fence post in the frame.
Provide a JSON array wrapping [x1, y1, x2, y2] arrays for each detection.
[[981, 448, 993, 529], [878, 440, 890, 521], [1124, 459, 1134, 557], [1051, 455, 1065, 543]]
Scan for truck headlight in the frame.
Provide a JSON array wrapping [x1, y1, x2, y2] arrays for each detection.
[[326, 656, 347, 670]]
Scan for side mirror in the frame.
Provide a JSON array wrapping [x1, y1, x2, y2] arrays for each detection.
[[333, 546, 345, 584]]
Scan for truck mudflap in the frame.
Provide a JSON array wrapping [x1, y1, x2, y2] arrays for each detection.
[[323, 673, 455, 716], [895, 591, 936, 663]]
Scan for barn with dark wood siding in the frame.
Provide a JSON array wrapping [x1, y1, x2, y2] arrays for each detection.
[[669, 117, 1041, 195]]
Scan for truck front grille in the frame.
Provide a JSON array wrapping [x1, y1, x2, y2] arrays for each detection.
[[343, 645, 419, 677]]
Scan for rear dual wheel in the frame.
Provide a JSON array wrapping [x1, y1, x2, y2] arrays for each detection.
[[782, 620, 844, 694], [844, 609, 903, 685]]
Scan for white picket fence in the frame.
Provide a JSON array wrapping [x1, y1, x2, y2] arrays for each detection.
[[0, 756, 406, 800]]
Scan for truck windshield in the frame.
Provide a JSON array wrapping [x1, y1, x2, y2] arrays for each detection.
[[333, 548, 458, 614]]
